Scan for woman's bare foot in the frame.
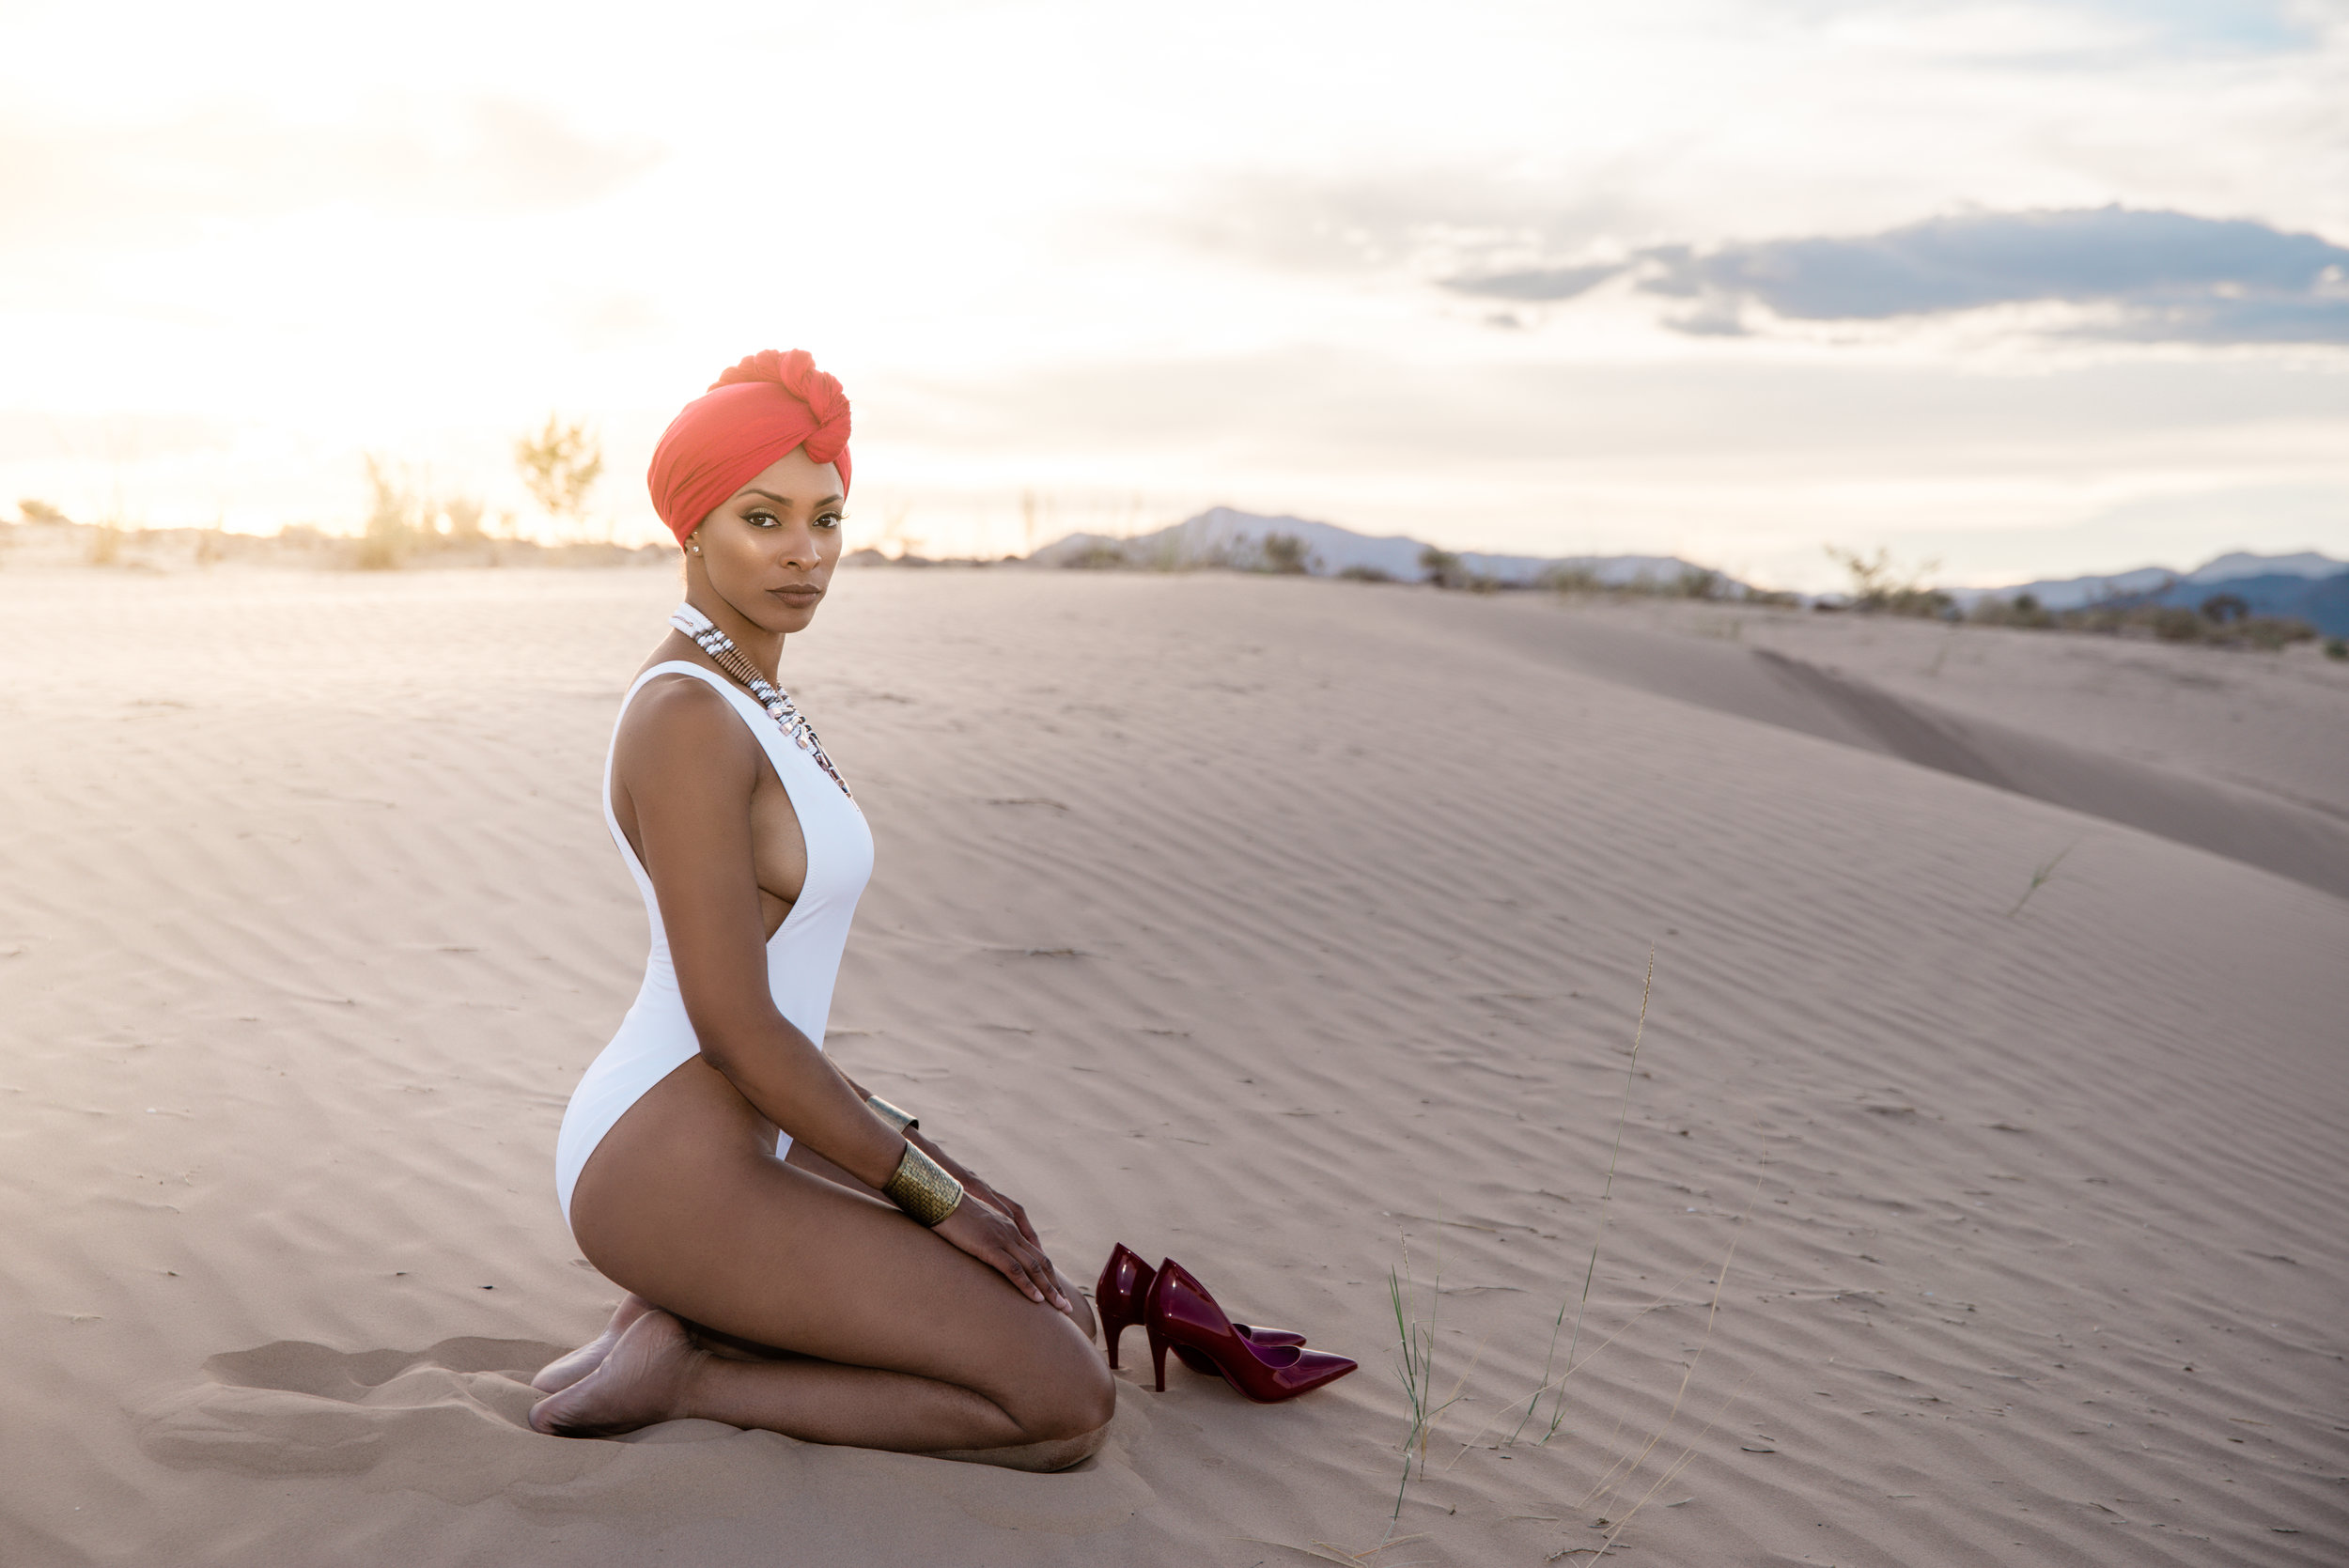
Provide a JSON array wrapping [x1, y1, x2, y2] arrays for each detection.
[[530, 1308, 704, 1436], [529, 1293, 658, 1396]]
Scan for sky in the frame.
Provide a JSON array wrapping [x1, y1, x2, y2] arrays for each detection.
[[2, 0, 2345, 588]]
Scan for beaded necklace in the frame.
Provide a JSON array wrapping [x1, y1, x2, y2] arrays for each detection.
[[668, 602, 853, 800]]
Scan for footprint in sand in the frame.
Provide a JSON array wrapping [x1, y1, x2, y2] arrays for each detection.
[[132, 1336, 669, 1504], [137, 1337, 1162, 1529]]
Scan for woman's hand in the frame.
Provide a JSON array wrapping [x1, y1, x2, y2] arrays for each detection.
[[932, 1196, 1070, 1311], [914, 1133, 1040, 1247]]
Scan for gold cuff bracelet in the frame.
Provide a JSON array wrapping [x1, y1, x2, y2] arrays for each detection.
[[884, 1141, 964, 1227], [865, 1094, 918, 1135]]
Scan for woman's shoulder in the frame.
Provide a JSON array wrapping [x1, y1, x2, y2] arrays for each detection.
[[614, 666, 762, 780]]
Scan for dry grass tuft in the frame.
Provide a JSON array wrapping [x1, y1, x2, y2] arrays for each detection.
[[1355, 947, 1759, 1562], [1510, 946, 1656, 1447]]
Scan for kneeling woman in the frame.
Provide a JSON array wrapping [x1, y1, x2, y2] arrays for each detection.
[[530, 351, 1113, 1471]]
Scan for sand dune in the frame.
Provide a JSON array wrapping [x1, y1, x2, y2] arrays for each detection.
[[1417, 593, 2349, 900], [1, 567, 2342, 1565]]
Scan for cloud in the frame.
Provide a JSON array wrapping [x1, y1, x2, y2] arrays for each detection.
[[1441, 207, 2349, 345], [1437, 262, 1621, 303], [1163, 167, 1648, 281], [0, 98, 660, 247]]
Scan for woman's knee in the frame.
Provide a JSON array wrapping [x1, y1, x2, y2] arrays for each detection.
[[1009, 1347, 1116, 1441], [932, 1417, 1110, 1473], [1040, 1418, 1112, 1470]]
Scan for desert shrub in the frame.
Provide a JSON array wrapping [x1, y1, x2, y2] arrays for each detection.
[[1063, 540, 1130, 569], [1338, 564, 1393, 582], [1969, 593, 2056, 629], [2059, 602, 2315, 648], [18, 499, 70, 526], [1537, 564, 1602, 595], [1259, 533, 1313, 574], [358, 455, 418, 570], [2199, 592, 2249, 624], [2325, 637, 2347, 661], [2223, 615, 2318, 650], [514, 415, 605, 539], [1420, 546, 1496, 591], [1824, 544, 1952, 617]]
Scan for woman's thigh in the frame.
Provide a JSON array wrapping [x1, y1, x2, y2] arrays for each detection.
[[783, 1140, 1100, 1343], [568, 1059, 1107, 1425]]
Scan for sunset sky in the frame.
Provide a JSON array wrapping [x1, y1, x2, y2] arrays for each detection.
[[3, 0, 2344, 586]]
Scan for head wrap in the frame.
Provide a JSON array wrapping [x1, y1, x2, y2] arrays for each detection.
[[646, 349, 852, 547]]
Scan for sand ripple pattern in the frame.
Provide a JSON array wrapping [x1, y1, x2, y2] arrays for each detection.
[[0, 567, 2341, 1564]]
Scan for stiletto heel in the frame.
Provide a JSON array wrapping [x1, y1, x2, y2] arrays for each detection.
[[1096, 1243, 1310, 1375], [1096, 1243, 1153, 1370], [1143, 1258, 1357, 1404]]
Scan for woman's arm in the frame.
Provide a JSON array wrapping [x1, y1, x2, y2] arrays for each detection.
[[620, 679, 905, 1189], [830, 1063, 1040, 1246], [615, 678, 1063, 1305]]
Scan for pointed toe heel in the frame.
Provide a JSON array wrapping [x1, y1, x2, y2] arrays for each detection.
[[1143, 1257, 1358, 1404], [1101, 1242, 1308, 1376]]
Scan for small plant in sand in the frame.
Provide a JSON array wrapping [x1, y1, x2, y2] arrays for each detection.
[[514, 414, 605, 541], [1346, 950, 1755, 1565], [2006, 842, 2076, 919], [1385, 1224, 1481, 1532], [1513, 949, 1655, 1449]]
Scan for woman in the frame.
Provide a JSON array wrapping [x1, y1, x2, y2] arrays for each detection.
[[529, 350, 1115, 1472]]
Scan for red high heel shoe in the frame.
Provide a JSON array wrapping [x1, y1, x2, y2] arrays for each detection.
[[1096, 1243, 1306, 1372], [1143, 1257, 1357, 1403]]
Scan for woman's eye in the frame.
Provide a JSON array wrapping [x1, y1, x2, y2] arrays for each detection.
[[746, 510, 778, 528], [816, 512, 843, 530]]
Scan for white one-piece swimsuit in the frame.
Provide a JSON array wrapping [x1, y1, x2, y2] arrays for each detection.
[[553, 660, 875, 1229]]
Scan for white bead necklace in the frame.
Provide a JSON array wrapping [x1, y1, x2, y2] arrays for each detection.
[[668, 602, 853, 800]]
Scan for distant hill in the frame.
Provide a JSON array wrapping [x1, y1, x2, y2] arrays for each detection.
[[1952, 550, 2349, 635], [2108, 571, 2349, 637], [1949, 550, 2348, 613], [1024, 506, 1730, 590], [1021, 516, 2349, 632]]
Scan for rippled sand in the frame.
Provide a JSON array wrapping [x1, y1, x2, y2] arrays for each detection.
[[2, 566, 2343, 1565]]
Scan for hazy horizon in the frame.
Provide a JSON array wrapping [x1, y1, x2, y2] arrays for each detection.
[[4, 0, 2345, 590]]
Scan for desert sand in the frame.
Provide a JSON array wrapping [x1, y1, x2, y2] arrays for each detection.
[[1, 566, 2343, 1565]]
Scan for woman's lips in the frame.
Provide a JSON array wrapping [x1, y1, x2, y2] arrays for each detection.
[[769, 584, 823, 602]]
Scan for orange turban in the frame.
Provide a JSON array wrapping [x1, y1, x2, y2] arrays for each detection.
[[646, 349, 852, 548]]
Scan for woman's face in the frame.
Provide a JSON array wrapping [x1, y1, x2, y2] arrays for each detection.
[[686, 446, 845, 637]]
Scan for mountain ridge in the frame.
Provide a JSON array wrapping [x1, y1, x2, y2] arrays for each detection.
[[1020, 508, 2345, 624], [1023, 506, 1730, 590]]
